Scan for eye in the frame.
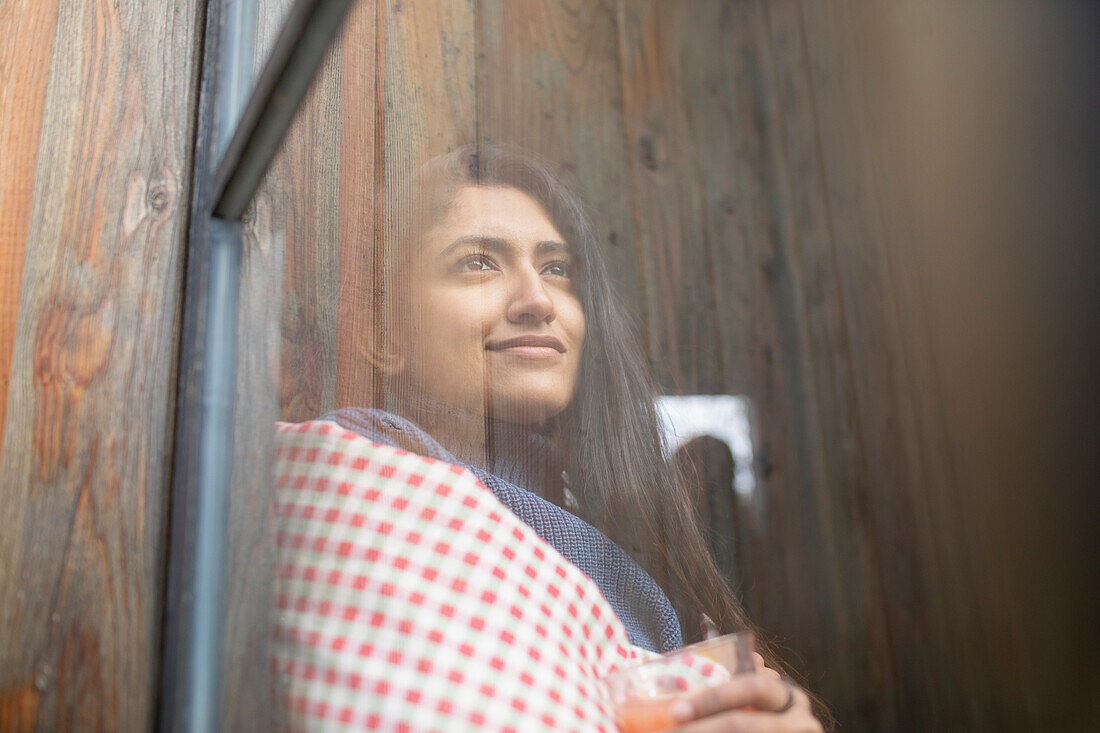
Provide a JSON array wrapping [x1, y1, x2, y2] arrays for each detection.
[[457, 254, 497, 273], [541, 260, 572, 278]]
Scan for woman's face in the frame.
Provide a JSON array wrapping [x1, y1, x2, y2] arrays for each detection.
[[391, 185, 586, 426]]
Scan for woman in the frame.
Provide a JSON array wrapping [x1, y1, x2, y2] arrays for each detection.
[[324, 145, 826, 731]]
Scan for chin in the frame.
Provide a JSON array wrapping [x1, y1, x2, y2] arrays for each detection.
[[490, 393, 570, 427]]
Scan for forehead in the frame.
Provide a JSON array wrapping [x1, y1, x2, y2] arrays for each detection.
[[424, 185, 565, 251]]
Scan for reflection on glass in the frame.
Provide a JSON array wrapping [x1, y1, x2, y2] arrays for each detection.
[[658, 394, 756, 499], [271, 145, 817, 730]]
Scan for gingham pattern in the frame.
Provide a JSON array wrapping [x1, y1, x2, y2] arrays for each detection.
[[323, 407, 684, 654], [273, 419, 655, 732]]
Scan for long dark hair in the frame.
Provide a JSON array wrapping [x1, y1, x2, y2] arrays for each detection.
[[388, 144, 779, 664]]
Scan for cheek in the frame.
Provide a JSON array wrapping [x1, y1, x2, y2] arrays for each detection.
[[566, 299, 586, 350], [561, 302, 586, 381], [418, 293, 491, 357]]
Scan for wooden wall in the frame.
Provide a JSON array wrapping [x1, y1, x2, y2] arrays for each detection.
[[0, 0, 203, 730], [2, 0, 1096, 731]]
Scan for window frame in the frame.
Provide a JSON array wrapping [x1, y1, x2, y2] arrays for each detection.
[[160, 2, 356, 731]]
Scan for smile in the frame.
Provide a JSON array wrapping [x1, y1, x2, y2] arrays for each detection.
[[485, 335, 566, 355]]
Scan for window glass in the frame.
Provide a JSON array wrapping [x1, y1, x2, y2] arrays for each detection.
[[227, 2, 785, 729]]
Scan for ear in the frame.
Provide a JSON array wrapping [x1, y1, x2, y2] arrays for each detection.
[[366, 332, 407, 376]]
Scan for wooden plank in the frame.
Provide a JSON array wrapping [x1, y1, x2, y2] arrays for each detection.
[[716, 1, 902, 726], [0, 0, 202, 728], [669, 0, 854, 719], [615, 0, 721, 394], [219, 176, 288, 732], [789, 4, 1100, 729], [476, 0, 648, 362], [383, 0, 476, 168], [379, 0, 477, 411], [272, 65, 342, 424], [786, 1, 974, 728], [259, 2, 342, 424], [879, 5, 1100, 728], [0, 0, 62, 472], [334, 0, 381, 410], [679, 0, 814, 682], [245, 0, 381, 418]]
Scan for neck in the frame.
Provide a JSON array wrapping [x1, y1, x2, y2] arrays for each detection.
[[426, 412, 489, 467], [390, 392, 566, 503], [395, 395, 489, 466]]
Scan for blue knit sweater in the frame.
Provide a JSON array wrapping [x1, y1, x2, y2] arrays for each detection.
[[323, 407, 683, 653]]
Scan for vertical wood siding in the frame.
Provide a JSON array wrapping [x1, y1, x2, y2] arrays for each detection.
[[0, 0, 62, 468], [0, 0, 202, 729], [261, 2, 1097, 730], [4, 1, 1093, 730], [333, 0, 382, 411]]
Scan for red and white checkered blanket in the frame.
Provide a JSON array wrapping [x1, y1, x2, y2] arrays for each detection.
[[273, 419, 656, 731]]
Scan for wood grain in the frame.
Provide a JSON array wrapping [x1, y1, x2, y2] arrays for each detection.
[[0, 0, 62, 472], [379, 0, 477, 412], [383, 0, 476, 166], [616, 0, 722, 394], [218, 190, 288, 732], [787, 3, 969, 728], [0, 0, 201, 728], [334, 0, 381, 410], [268, 8, 343, 424], [881, 5, 1100, 728], [678, 0, 824, 686], [733, 0, 900, 724]]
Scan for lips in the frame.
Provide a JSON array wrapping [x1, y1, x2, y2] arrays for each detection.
[[485, 335, 566, 353]]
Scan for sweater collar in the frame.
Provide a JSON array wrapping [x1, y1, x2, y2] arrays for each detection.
[[325, 406, 566, 504]]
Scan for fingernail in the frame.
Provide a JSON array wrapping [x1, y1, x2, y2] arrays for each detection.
[[669, 701, 693, 721]]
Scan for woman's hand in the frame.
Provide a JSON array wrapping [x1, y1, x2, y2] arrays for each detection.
[[665, 654, 824, 732]]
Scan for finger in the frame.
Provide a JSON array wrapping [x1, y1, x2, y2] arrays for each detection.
[[791, 687, 813, 712], [668, 709, 824, 733], [751, 652, 781, 680], [674, 674, 795, 721], [776, 683, 813, 715]]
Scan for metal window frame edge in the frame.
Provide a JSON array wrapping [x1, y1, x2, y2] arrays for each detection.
[[159, 1, 355, 731]]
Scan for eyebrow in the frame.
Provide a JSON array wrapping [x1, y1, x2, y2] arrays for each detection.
[[438, 235, 574, 259]]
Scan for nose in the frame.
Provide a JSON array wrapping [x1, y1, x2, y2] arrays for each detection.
[[505, 265, 555, 324]]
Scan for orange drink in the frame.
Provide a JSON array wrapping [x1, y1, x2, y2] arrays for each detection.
[[615, 694, 679, 733], [603, 632, 755, 733]]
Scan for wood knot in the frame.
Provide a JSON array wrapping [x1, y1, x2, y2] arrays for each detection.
[[638, 135, 659, 171], [33, 665, 52, 692], [762, 254, 784, 282], [148, 186, 170, 211]]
